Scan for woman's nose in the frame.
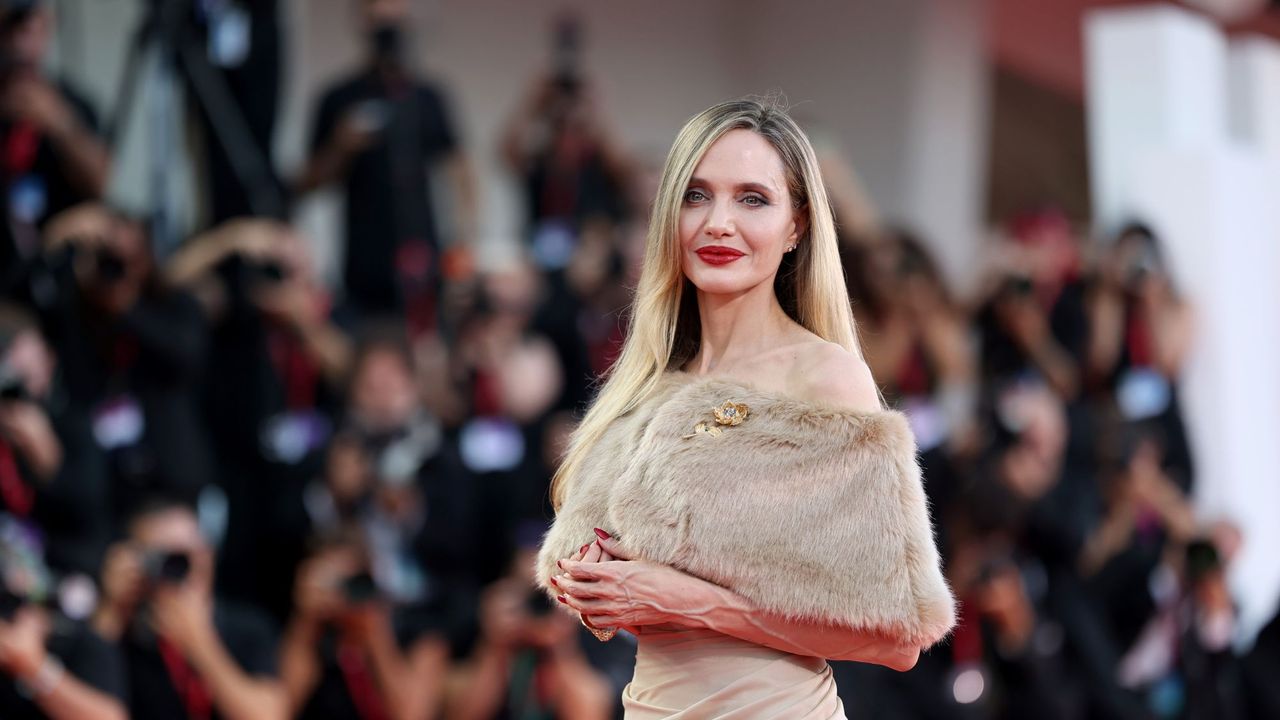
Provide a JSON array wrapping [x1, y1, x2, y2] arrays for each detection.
[[704, 200, 735, 238]]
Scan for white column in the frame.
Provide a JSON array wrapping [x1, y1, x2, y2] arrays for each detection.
[[899, 0, 990, 296], [1228, 36, 1280, 160], [1084, 5, 1226, 233], [1086, 5, 1280, 645]]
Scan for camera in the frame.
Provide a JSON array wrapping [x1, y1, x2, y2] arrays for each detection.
[[0, 0, 39, 33], [142, 550, 191, 585], [93, 246, 128, 284], [249, 259, 288, 284], [340, 571, 379, 605], [525, 589, 554, 618], [551, 15, 581, 99], [1000, 275, 1035, 300], [0, 367, 27, 403], [1185, 539, 1221, 585]]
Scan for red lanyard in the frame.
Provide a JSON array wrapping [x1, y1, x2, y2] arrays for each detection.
[[3, 121, 40, 178], [336, 641, 389, 720], [158, 637, 213, 720], [0, 439, 33, 517], [1126, 307, 1154, 369], [266, 325, 318, 410]]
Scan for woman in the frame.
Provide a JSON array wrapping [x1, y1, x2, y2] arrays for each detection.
[[538, 98, 955, 718]]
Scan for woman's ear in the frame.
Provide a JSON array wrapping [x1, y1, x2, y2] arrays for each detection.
[[790, 207, 809, 245]]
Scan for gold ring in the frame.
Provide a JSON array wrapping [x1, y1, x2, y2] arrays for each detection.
[[581, 616, 617, 642]]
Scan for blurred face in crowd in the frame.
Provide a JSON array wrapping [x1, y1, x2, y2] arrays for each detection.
[[361, 0, 409, 28], [679, 129, 803, 298], [1, 328, 54, 399], [349, 345, 418, 432], [1, 4, 52, 70], [81, 214, 153, 316], [129, 507, 215, 594]]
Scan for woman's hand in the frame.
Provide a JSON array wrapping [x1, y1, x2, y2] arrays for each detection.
[[553, 535, 718, 633], [558, 536, 922, 670]]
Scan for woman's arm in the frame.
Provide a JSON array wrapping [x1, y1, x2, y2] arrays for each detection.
[[556, 538, 921, 671]]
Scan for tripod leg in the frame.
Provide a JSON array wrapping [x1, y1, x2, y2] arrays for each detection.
[[176, 35, 284, 219], [106, 18, 158, 149]]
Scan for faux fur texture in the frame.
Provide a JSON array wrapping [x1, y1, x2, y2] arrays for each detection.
[[537, 371, 957, 648]]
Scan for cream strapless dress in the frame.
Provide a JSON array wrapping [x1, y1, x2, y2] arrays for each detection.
[[622, 626, 846, 719]]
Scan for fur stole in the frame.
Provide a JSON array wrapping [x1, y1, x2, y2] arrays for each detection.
[[537, 371, 957, 648]]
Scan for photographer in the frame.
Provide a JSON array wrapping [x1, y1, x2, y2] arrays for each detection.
[[0, 304, 110, 578], [1085, 223, 1195, 491], [310, 331, 480, 629], [280, 533, 449, 720], [26, 203, 213, 524], [443, 530, 614, 720], [976, 210, 1089, 403], [166, 217, 352, 620], [0, 0, 110, 295], [92, 497, 285, 720], [500, 14, 631, 272], [296, 0, 476, 321], [0, 515, 127, 720]]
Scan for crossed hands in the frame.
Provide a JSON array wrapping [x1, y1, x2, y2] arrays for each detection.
[[550, 529, 714, 637]]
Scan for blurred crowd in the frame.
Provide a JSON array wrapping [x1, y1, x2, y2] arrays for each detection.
[[0, 0, 1276, 719]]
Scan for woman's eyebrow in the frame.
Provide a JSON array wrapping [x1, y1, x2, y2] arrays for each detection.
[[686, 178, 776, 195]]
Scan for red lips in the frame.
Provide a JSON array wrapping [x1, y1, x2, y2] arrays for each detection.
[[695, 246, 745, 265]]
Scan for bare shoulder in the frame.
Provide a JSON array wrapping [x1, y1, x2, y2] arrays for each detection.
[[788, 342, 882, 413]]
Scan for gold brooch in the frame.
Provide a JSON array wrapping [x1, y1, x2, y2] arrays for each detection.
[[683, 400, 750, 439], [713, 401, 749, 426]]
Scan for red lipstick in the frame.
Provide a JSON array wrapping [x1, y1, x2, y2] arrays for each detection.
[[695, 246, 745, 266]]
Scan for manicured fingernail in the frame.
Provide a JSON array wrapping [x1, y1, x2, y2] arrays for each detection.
[[550, 576, 559, 587], [580, 544, 590, 554], [557, 559, 564, 569], [557, 595, 567, 604], [593, 528, 611, 540]]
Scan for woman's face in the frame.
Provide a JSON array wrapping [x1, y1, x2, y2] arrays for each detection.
[[678, 129, 803, 297]]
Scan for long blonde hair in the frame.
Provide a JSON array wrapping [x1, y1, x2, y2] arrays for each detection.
[[550, 97, 861, 510]]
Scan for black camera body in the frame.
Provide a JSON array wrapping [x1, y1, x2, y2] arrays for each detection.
[[341, 572, 379, 605], [142, 550, 191, 585], [0, 370, 28, 403]]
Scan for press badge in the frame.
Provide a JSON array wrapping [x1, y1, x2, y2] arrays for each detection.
[[207, 2, 251, 68], [92, 395, 145, 450], [260, 410, 332, 465], [8, 175, 46, 226], [1116, 367, 1171, 421]]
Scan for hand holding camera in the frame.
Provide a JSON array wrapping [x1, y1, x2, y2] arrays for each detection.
[[1, 74, 73, 137], [293, 548, 382, 630], [0, 605, 51, 680], [0, 388, 60, 481]]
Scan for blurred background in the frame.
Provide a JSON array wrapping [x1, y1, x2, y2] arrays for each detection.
[[0, 0, 1278, 718]]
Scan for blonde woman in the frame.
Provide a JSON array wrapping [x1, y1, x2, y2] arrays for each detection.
[[538, 98, 955, 718]]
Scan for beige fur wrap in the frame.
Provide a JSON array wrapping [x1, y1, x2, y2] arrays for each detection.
[[537, 371, 957, 648]]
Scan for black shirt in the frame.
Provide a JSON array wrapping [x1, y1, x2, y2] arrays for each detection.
[[308, 70, 458, 313], [33, 260, 214, 525], [125, 599, 279, 720], [0, 619, 126, 719], [296, 607, 440, 720]]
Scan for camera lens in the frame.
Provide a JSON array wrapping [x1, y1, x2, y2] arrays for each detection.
[[144, 551, 192, 584], [94, 247, 128, 283]]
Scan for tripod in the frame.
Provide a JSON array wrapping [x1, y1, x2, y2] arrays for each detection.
[[107, 0, 283, 257]]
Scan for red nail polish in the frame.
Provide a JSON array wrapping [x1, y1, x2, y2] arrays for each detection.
[[557, 595, 567, 604], [557, 559, 564, 569], [550, 576, 559, 587], [593, 528, 612, 540], [580, 544, 590, 554]]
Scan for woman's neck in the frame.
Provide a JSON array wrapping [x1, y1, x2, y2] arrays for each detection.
[[685, 285, 796, 375]]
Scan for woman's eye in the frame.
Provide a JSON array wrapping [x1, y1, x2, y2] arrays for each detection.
[[742, 195, 766, 207], [684, 189, 707, 203]]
